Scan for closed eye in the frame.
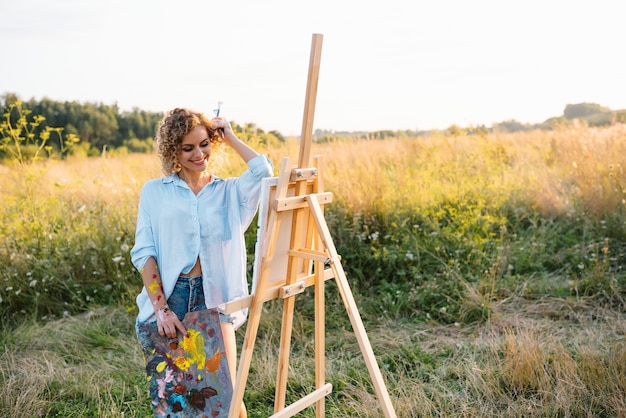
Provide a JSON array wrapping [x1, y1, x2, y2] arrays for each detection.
[[181, 140, 210, 152]]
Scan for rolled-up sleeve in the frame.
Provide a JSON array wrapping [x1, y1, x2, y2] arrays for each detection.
[[130, 184, 157, 272], [236, 155, 274, 225]]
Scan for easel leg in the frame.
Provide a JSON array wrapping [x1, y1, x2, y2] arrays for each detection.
[[314, 256, 326, 417], [229, 292, 263, 418], [230, 159, 293, 418], [275, 293, 296, 412], [307, 194, 397, 418], [275, 159, 314, 412], [313, 156, 326, 417]]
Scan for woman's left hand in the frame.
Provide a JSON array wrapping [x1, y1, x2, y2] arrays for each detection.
[[211, 116, 259, 163], [212, 117, 234, 140]]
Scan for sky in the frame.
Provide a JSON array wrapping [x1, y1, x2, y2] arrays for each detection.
[[2, 0, 625, 136]]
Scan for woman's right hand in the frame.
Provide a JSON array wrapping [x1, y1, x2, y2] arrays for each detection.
[[156, 306, 187, 338]]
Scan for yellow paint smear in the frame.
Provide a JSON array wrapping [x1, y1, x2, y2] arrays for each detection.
[[148, 280, 160, 294], [182, 329, 206, 368], [156, 361, 167, 373], [174, 356, 191, 371]]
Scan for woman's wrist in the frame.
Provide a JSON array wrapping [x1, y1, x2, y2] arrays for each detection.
[[157, 305, 171, 314], [155, 304, 173, 321]]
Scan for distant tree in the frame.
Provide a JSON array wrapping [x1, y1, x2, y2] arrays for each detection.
[[124, 137, 154, 153], [1, 93, 165, 154], [466, 125, 489, 137], [446, 124, 465, 136], [563, 103, 610, 120], [369, 130, 395, 140], [118, 107, 163, 142], [492, 119, 529, 133], [537, 116, 570, 130], [614, 110, 626, 124], [268, 130, 285, 142]]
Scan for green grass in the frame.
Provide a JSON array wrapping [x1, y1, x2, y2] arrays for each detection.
[[2, 297, 625, 417]]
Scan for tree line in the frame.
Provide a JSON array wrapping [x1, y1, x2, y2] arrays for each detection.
[[4, 93, 622, 160], [1, 93, 285, 159]]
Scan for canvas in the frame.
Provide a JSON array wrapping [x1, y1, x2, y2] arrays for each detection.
[[137, 309, 232, 417]]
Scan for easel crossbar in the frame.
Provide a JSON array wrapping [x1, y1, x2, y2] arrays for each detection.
[[273, 191, 333, 212], [288, 248, 329, 263], [217, 268, 335, 314], [290, 167, 318, 181], [270, 383, 333, 418]]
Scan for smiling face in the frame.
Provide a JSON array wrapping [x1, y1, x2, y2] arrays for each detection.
[[177, 125, 212, 177]]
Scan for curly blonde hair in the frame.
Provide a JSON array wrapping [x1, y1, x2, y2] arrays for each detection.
[[155, 108, 224, 175]]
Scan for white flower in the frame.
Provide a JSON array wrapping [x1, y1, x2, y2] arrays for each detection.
[[112, 256, 123, 263], [29, 280, 37, 287], [120, 243, 130, 252]]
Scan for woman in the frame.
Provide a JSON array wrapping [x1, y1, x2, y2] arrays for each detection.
[[131, 107, 273, 417]]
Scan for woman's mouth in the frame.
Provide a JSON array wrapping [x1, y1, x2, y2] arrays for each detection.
[[190, 158, 206, 166]]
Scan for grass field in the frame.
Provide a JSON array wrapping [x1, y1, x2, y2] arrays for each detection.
[[1, 123, 625, 417]]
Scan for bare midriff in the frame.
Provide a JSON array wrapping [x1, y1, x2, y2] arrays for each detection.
[[180, 257, 202, 277]]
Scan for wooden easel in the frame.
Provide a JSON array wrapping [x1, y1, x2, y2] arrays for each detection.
[[224, 33, 397, 418]]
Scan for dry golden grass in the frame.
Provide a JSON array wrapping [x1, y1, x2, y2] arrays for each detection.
[[308, 124, 626, 218], [2, 123, 624, 219]]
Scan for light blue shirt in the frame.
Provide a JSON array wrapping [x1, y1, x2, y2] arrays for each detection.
[[131, 154, 273, 328]]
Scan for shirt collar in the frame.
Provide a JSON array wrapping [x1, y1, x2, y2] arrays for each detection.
[[161, 173, 176, 184], [160, 173, 222, 185]]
